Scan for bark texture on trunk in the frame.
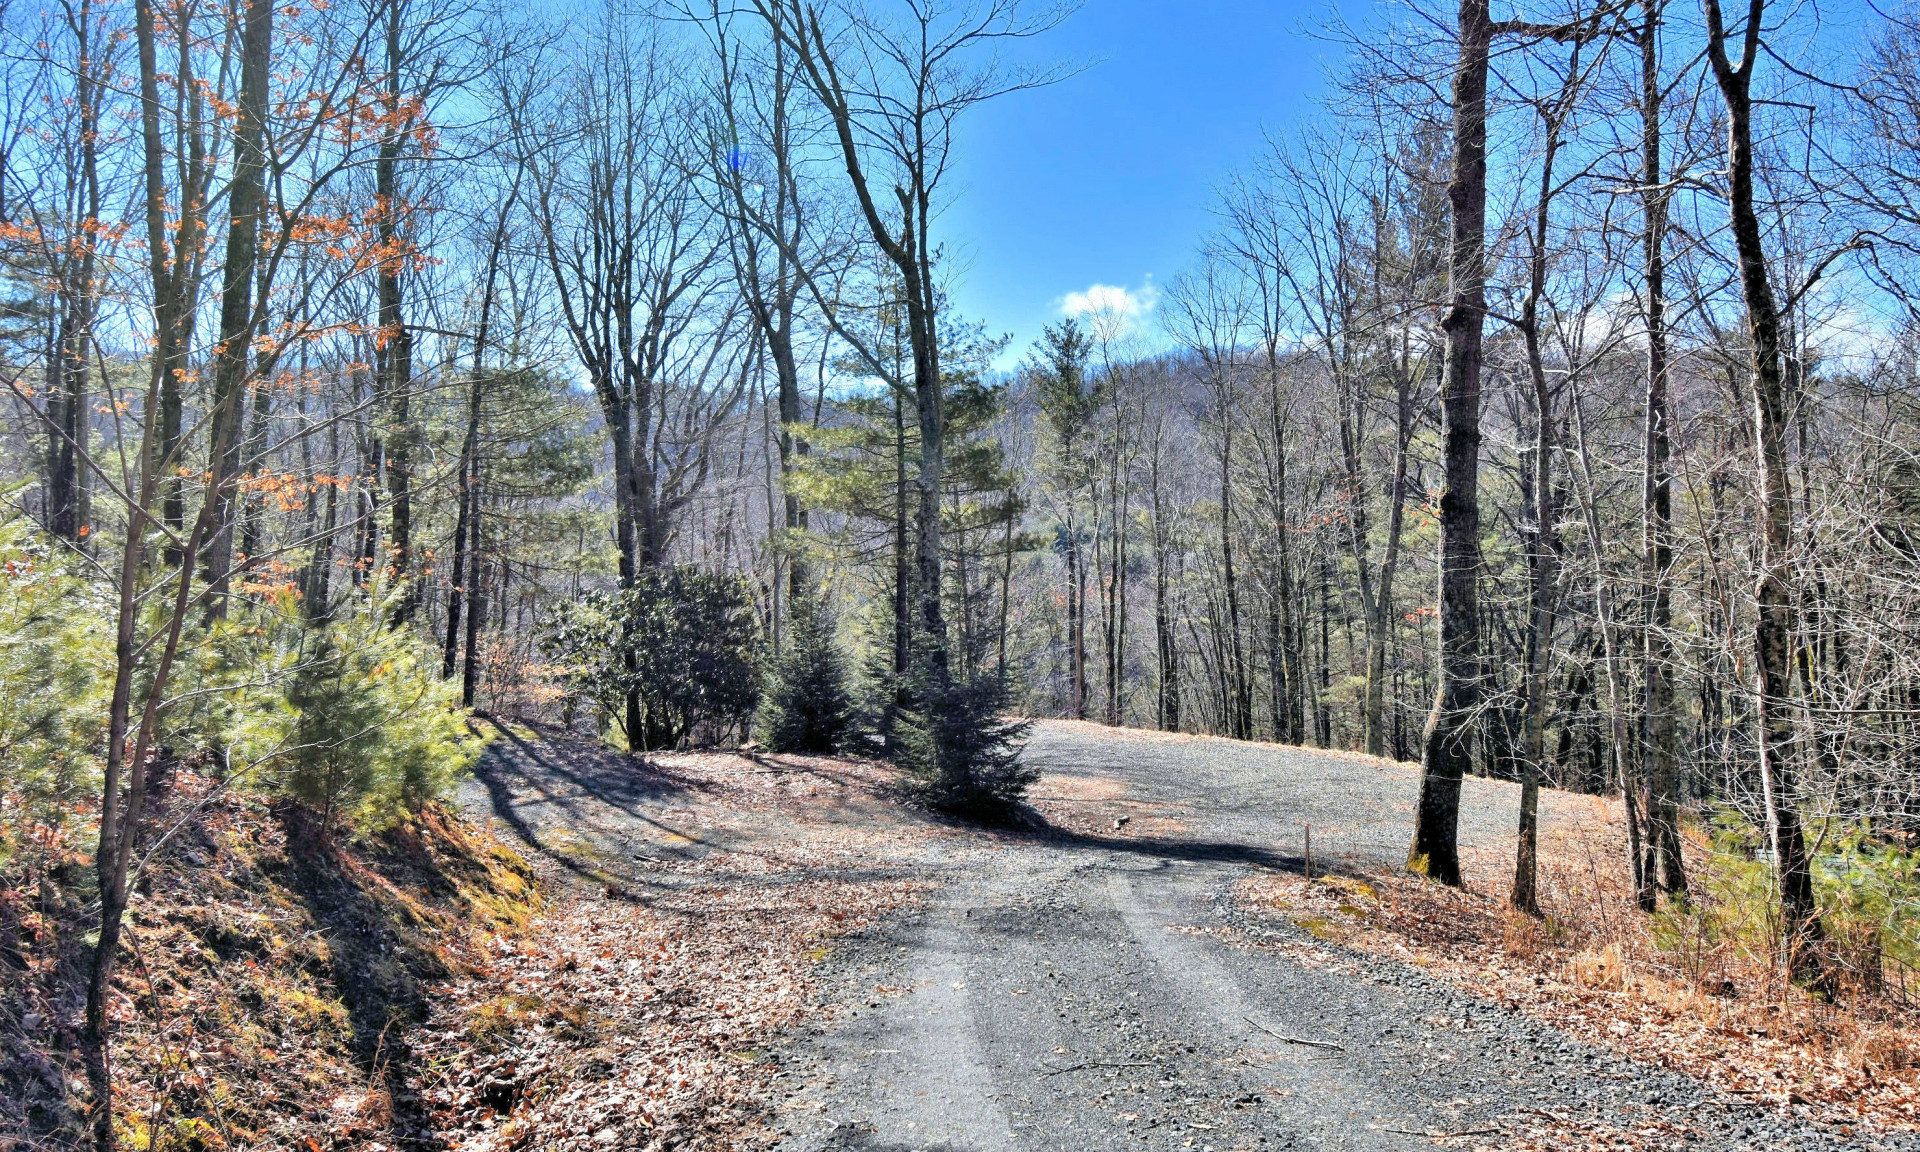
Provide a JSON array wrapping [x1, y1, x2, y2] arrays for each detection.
[[376, 0, 418, 621], [201, 0, 274, 609], [1704, 0, 1823, 981], [46, 3, 100, 547], [1640, 0, 1687, 906], [1515, 301, 1558, 917], [1411, 0, 1495, 887]]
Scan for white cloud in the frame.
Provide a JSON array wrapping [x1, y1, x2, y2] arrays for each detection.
[[1058, 281, 1159, 341]]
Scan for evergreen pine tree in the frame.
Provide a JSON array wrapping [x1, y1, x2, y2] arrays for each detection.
[[758, 596, 853, 754], [894, 654, 1034, 818]]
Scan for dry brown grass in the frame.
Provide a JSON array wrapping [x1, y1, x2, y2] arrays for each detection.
[[1242, 796, 1920, 1138]]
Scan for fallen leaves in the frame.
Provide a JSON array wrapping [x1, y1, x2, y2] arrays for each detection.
[[2, 774, 544, 1151], [421, 741, 938, 1151], [1240, 822, 1920, 1139]]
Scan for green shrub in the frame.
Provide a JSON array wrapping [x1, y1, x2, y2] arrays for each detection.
[[279, 594, 481, 830], [1649, 815, 1778, 983], [758, 597, 853, 754], [1813, 831, 1920, 990], [893, 659, 1033, 818], [164, 593, 298, 779], [543, 567, 761, 751], [0, 513, 474, 845], [0, 513, 112, 863], [1652, 813, 1920, 994]]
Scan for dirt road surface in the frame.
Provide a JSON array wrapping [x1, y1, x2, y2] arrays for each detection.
[[468, 720, 1890, 1152]]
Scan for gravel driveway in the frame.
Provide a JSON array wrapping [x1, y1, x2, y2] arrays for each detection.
[[763, 721, 1893, 1152]]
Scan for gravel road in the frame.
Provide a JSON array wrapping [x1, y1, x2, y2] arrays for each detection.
[[762, 721, 1898, 1152]]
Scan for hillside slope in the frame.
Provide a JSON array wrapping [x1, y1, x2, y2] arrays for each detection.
[[2, 768, 538, 1150]]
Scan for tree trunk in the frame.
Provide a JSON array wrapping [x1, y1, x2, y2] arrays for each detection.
[[1339, 372, 1381, 750], [1639, 0, 1687, 905], [1317, 555, 1333, 747], [461, 476, 486, 710], [1266, 387, 1300, 745], [1513, 32, 1583, 915], [894, 382, 911, 680], [46, 0, 99, 547], [147, 7, 207, 550], [565, 452, 665, 736], [1411, 0, 1495, 886], [1221, 421, 1251, 740], [444, 426, 477, 679], [899, 216, 951, 697], [377, 0, 417, 621], [352, 372, 382, 590], [774, 326, 809, 600], [200, 0, 274, 610], [998, 500, 1014, 681], [1570, 374, 1654, 920], [305, 420, 341, 622], [1106, 437, 1129, 725], [1153, 435, 1180, 731], [445, 182, 515, 678], [1067, 510, 1086, 718], [238, 381, 274, 564], [1515, 286, 1559, 919], [1704, 0, 1823, 982], [46, 293, 89, 543], [1366, 368, 1414, 757]]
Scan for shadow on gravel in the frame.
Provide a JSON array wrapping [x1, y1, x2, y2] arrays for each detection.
[[473, 724, 940, 901], [1007, 805, 1368, 881]]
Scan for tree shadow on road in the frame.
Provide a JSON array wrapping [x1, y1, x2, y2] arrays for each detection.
[[470, 718, 710, 896], [469, 722, 941, 906], [1004, 804, 1367, 881]]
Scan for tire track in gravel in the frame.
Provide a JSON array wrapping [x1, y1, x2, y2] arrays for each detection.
[[874, 909, 1015, 1151], [767, 721, 1886, 1152], [1107, 866, 1412, 1149]]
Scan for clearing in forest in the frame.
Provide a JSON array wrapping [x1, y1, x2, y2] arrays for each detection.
[[453, 720, 1913, 1152]]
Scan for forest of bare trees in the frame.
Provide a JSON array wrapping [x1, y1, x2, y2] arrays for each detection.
[[9, 0, 1920, 1142]]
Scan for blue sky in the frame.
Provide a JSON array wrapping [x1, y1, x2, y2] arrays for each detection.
[[940, 0, 1365, 368]]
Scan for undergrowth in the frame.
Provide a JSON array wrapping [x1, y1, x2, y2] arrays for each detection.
[[0, 770, 540, 1151], [1241, 798, 1920, 1134]]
